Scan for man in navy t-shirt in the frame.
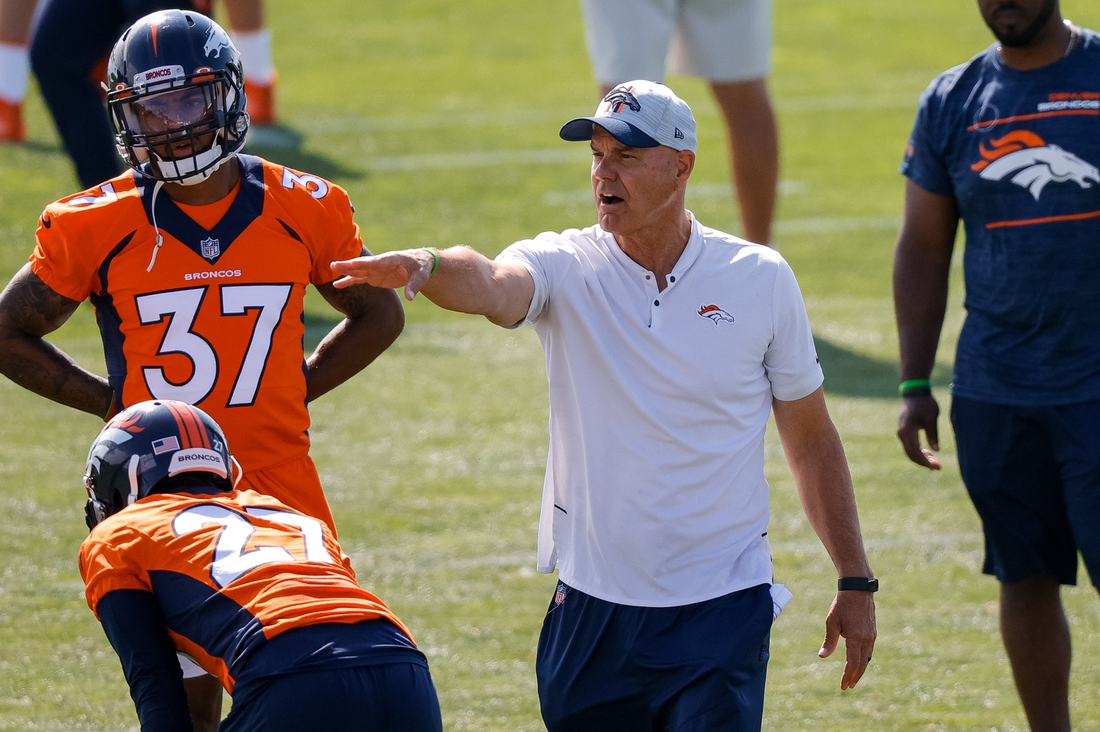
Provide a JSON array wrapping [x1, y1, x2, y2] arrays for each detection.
[[894, 1, 1100, 730]]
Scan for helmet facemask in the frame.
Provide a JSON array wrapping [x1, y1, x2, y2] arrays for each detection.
[[109, 65, 247, 185]]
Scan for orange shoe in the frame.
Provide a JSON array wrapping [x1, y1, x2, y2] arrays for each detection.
[[91, 53, 110, 101], [0, 98, 25, 143], [244, 77, 277, 126]]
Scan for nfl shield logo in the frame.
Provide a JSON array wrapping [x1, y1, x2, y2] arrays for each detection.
[[200, 237, 220, 259]]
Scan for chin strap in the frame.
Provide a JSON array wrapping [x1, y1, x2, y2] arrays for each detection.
[[146, 179, 166, 272], [231, 456, 244, 488], [151, 140, 230, 185], [126, 453, 141, 505], [144, 146, 239, 272]]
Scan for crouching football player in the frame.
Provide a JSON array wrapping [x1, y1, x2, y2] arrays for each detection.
[[78, 400, 443, 732]]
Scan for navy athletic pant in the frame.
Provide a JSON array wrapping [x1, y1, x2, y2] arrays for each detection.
[[537, 582, 773, 731], [29, 0, 203, 188], [221, 662, 444, 732]]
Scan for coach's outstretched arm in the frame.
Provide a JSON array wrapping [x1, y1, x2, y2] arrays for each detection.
[[331, 247, 535, 328], [772, 386, 876, 691]]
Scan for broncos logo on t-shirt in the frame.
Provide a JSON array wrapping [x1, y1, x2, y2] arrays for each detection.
[[971, 130, 1100, 200]]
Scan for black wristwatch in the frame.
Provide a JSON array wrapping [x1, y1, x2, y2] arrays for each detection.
[[837, 577, 879, 592]]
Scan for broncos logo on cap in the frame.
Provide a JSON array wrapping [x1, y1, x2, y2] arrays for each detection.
[[698, 304, 735, 325], [603, 86, 641, 114], [971, 130, 1099, 200]]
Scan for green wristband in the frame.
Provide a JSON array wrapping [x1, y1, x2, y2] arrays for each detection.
[[103, 393, 116, 422], [420, 248, 439, 275], [898, 379, 932, 397]]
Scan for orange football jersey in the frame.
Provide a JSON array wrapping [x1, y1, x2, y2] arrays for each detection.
[[30, 155, 361, 516], [79, 489, 412, 693]]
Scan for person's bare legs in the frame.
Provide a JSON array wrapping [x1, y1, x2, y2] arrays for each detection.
[[184, 673, 224, 732], [0, 0, 36, 142], [222, 0, 263, 31], [0, 0, 36, 43], [222, 0, 276, 124], [709, 78, 778, 245], [1000, 576, 1072, 732]]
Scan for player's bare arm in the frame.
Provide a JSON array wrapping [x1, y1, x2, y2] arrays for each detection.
[[331, 246, 535, 328], [893, 180, 959, 470], [771, 387, 876, 691], [0, 264, 113, 417], [307, 248, 405, 402]]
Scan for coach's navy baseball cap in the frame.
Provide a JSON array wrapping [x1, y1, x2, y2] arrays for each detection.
[[560, 80, 697, 152]]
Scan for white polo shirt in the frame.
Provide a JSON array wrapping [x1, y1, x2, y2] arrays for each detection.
[[497, 214, 823, 607]]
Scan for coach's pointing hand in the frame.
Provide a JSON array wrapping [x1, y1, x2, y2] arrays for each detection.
[[333, 246, 535, 329], [332, 249, 437, 301]]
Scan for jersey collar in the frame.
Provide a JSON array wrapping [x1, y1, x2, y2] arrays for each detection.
[[136, 154, 265, 266]]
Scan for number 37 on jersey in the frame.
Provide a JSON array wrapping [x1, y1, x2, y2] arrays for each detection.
[[136, 283, 293, 407]]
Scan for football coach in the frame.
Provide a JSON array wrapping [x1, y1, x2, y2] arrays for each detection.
[[332, 80, 877, 731]]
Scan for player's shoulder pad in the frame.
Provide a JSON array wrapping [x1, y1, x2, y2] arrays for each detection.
[[260, 157, 351, 209], [231, 487, 293, 509], [41, 173, 144, 235]]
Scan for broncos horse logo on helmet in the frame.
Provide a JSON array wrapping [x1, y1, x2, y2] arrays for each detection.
[[202, 23, 233, 59], [84, 400, 241, 528], [107, 10, 249, 184]]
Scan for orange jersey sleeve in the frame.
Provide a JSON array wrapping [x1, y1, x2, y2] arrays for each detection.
[[79, 489, 411, 693], [261, 161, 365, 284], [80, 525, 155, 615], [30, 176, 149, 302]]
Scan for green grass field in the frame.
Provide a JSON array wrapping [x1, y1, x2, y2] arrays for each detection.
[[3, 0, 1100, 729]]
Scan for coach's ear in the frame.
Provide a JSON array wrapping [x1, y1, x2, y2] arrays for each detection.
[[675, 149, 695, 188]]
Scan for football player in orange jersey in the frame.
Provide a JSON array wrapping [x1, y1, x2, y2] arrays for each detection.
[[79, 400, 443, 732], [0, 9, 399, 531], [0, 10, 403, 729]]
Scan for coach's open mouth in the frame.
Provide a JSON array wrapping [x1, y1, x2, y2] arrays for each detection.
[[599, 193, 623, 205]]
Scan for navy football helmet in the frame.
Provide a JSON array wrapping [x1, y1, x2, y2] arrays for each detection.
[[106, 10, 248, 184], [84, 400, 240, 528]]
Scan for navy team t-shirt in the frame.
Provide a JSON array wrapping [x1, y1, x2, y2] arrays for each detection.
[[901, 30, 1100, 406]]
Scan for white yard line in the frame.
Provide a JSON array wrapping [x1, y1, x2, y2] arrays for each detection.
[[775, 214, 902, 235], [774, 93, 918, 113], [543, 181, 809, 206], [290, 93, 920, 169], [347, 533, 981, 573], [367, 147, 586, 171], [772, 532, 981, 554], [309, 93, 919, 135]]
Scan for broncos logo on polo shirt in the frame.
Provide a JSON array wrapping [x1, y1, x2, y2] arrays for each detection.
[[698, 304, 735, 325], [971, 130, 1100, 200]]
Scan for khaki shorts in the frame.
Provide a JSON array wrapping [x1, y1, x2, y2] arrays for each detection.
[[580, 0, 772, 85]]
